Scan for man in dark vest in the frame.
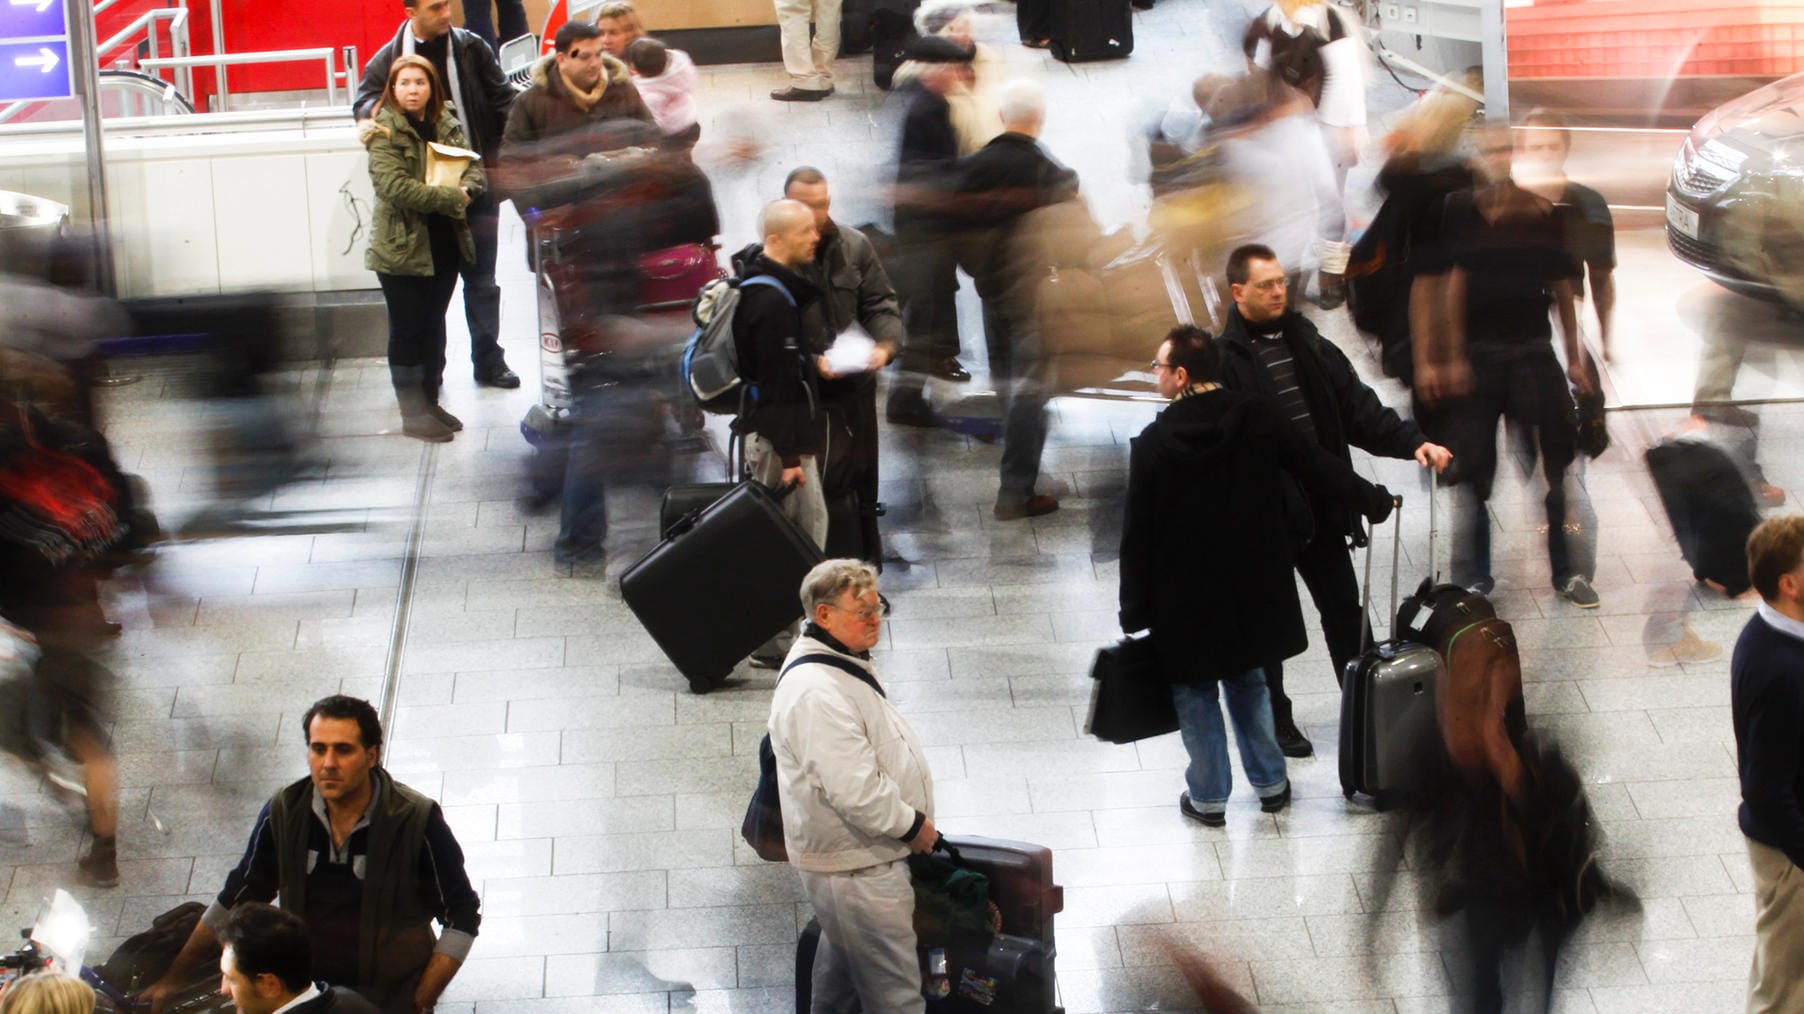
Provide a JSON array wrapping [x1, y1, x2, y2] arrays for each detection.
[[139, 696, 481, 1014], [1216, 243, 1450, 759]]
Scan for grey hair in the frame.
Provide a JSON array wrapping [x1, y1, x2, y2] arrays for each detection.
[[996, 78, 1045, 127], [915, 0, 975, 36], [800, 558, 880, 615]]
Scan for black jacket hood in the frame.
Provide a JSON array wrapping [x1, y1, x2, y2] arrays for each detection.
[[1146, 390, 1241, 466]]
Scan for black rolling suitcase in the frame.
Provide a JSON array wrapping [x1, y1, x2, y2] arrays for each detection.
[[1339, 490, 1442, 810], [1645, 434, 1760, 596], [1047, 0, 1133, 62], [621, 480, 824, 693]]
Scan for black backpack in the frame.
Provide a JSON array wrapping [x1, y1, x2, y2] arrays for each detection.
[[94, 901, 216, 992]]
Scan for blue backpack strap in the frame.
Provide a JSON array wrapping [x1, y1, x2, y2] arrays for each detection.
[[780, 652, 886, 698], [740, 274, 796, 307]]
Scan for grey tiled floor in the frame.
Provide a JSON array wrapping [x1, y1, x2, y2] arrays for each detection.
[[4, 0, 1798, 1010]]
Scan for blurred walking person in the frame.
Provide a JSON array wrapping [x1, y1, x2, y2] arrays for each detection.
[[361, 56, 486, 443]]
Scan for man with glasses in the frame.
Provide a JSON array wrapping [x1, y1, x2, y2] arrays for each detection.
[[768, 559, 936, 1014], [497, 19, 652, 199], [1215, 243, 1451, 758]]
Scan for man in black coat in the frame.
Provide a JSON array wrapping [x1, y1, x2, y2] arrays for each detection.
[[736, 200, 830, 666], [218, 904, 381, 1014], [355, 0, 521, 388], [1215, 243, 1451, 757], [947, 77, 1078, 520], [886, 36, 976, 426], [1120, 325, 1393, 826]]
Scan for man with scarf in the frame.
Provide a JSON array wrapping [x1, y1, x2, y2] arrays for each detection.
[[355, 0, 520, 388], [1215, 243, 1450, 758]]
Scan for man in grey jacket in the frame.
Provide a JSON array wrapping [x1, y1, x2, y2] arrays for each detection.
[[783, 167, 903, 567], [770, 559, 936, 1014]]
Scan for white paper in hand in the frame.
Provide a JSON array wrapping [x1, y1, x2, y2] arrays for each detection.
[[824, 327, 877, 376]]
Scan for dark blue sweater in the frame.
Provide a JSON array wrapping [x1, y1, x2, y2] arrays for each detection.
[[1731, 610, 1804, 869]]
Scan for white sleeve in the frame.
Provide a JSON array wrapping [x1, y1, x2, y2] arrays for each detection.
[[1316, 9, 1368, 127]]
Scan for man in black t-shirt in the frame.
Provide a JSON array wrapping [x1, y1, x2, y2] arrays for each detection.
[[1416, 129, 1600, 608], [1515, 109, 1615, 362]]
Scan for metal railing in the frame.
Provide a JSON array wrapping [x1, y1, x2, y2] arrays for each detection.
[[97, 6, 193, 97], [0, 105, 350, 139], [138, 48, 347, 110]]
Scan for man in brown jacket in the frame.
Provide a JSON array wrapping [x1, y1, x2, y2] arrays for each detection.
[[496, 19, 653, 200]]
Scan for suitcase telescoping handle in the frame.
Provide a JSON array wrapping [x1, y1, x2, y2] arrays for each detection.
[[1357, 492, 1405, 655]]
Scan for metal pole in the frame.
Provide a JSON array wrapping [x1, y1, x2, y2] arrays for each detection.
[[209, 0, 226, 108], [66, 0, 115, 294], [1480, 0, 1509, 123]]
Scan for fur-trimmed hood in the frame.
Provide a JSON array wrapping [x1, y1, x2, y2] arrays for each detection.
[[527, 51, 633, 93]]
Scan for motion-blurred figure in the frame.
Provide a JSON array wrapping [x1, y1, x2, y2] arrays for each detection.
[[892, 2, 1008, 155], [0, 394, 134, 889], [1345, 82, 1478, 390], [886, 38, 978, 427], [1514, 109, 1615, 363], [1416, 127, 1600, 608], [1242, 0, 1368, 189], [946, 78, 1077, 520], [1209, 70, 1346, 304], [1732, 516, 1804, 1014]]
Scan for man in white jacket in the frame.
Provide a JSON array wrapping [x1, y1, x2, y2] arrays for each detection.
[[769, 559, 937, 1014]]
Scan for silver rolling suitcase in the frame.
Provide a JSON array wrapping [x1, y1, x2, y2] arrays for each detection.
[[1338, 484, 1442, 810]]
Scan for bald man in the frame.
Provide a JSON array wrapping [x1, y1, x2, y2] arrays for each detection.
[[733, 201, 830, 666]]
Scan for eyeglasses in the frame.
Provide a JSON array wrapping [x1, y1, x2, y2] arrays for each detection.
[[825, 598, 889, 623], [1149, 360, 1174, 372], [1248, 278, 1287, 292]]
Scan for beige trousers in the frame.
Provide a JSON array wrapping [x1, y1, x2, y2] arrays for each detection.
[[1747, 837, 1804, 1014], [774, 0, 841, 89]]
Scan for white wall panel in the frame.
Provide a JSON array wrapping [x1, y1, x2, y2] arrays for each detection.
[[211, 155, 313, 291], [305, 150, 377, 292]]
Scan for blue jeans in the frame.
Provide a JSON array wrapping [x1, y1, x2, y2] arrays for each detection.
[[1172, 669, 1289, 813]]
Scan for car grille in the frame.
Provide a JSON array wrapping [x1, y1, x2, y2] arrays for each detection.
[[1672, 142, 1739, 199], [1666, 226, 1717, 267]]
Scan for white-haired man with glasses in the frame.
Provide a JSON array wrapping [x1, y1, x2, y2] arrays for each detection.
[[768, 559, 936, 1014]]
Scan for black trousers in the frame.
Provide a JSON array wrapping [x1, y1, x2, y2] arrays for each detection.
[[462, 197, 506, 374], [378, 267, 459, 394], [1267, 523, 1367, 728], [1016, 0, 1051, 40]]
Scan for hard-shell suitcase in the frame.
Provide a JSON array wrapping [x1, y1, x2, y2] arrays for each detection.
[[620, 480, 824, 692], [794, 834, 1064, 1014], [1339, 491, 1442, 809], [1645, 434, 1760, 595], [637, 242, 723, 312], [1047, 0, 1133, 63]]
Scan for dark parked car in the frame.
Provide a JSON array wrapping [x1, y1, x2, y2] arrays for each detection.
[[1666, 71, 1804, 306]]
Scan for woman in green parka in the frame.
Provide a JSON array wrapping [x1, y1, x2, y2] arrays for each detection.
[[362, 54, 485, 442]]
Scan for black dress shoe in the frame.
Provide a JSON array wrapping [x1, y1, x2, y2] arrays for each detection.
[[1260, 783, 1292, 813], [1178, 793, 1226, 828], [930, 357, 972, 382], [1275, 719, 1314, 758], [476, 367, 521, 389]]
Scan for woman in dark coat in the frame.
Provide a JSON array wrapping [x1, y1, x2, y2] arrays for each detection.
[[362, 54, 485, 442], [1119, 326, 1393, 825]]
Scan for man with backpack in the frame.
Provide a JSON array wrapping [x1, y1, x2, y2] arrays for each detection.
[[733, 200, 830, 666]]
